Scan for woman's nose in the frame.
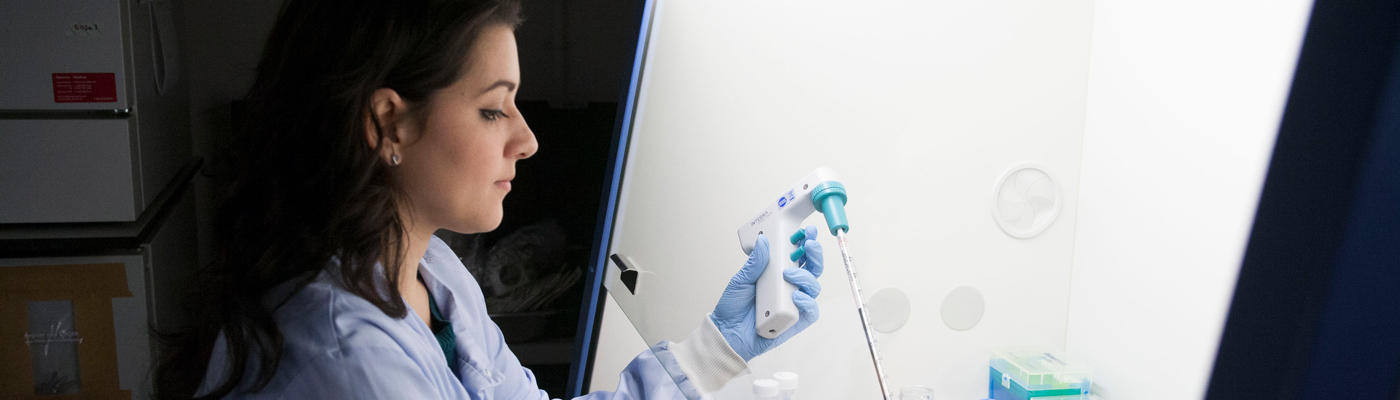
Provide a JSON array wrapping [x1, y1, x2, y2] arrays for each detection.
[[513, 118, 538, 160]]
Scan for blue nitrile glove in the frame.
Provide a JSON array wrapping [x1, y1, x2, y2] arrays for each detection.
[[711, 225, 824, 362]]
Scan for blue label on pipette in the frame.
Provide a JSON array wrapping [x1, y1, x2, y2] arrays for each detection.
[[778, 190, 795, 208]]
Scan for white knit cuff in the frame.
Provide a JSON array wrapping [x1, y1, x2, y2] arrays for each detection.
[[670, 314, 749, 394]]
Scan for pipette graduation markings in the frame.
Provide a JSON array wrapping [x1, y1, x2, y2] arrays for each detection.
[[835, 229, 893, 400], [737, 168, 893, 400]]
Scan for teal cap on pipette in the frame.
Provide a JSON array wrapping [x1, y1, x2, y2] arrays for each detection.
[[810, 181, 849, 235]]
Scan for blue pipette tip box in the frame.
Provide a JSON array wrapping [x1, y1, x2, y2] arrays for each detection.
[[989, 347, 1093, 400]]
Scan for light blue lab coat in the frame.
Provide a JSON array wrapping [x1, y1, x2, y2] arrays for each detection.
[[198, 236, 720, 400]]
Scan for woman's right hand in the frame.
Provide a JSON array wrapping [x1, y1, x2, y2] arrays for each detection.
[[709, 227, 825, 362]]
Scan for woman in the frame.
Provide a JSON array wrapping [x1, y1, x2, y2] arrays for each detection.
[[156, 0, 825, 399]]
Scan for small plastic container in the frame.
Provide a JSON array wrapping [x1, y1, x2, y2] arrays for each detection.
[[754, 378, 779, 400], [773, 372, 798, 399], [989, 347, 1092, 400]]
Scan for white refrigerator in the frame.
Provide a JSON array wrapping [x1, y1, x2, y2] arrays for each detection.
[[0, 1, 196, 399], [0, 0, 189, 223]]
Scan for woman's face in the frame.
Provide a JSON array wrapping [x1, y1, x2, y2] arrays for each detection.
[[396, 25, 537, 234]]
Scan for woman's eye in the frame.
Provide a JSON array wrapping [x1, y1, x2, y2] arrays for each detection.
[[480, 109, 507, 121]]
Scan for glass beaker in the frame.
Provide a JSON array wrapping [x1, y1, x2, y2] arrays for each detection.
[[897, 385, 933, 400]]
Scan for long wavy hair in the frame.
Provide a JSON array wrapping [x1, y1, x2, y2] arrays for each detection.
[[155, 0, 521, 398]]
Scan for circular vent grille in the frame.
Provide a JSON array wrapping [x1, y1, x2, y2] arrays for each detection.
[[991, 164, 1061, 238]]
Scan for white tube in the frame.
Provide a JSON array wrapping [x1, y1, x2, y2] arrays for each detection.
[[774, 372, 798, 399], [754, 378, 779, 400]]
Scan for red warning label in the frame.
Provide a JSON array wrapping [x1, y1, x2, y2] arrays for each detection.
[[52, 73, 117, 103]]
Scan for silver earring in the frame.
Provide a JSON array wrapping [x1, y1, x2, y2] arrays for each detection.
[[390, 153, 401, 165]]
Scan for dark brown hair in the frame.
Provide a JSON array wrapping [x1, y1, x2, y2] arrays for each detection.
[[155, 0, 521, 398]]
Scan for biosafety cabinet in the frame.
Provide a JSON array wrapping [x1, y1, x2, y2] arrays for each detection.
[[0, 0, 191, 223], [574, 0, 1332, 399]]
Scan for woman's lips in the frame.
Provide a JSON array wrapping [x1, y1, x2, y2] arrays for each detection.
[[495, 180, 512, 191]]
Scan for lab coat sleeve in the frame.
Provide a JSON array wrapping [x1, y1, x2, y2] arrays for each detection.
[[575, 315, 748, 400], [274, 346, 445, 400]]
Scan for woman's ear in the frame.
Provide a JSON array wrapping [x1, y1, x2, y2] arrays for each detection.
[[364, 88, 414, 164]]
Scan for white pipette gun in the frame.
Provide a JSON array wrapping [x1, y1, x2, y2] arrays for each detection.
[[736, 167, 893, 400]]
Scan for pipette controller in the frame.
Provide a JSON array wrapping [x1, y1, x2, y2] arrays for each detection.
[[736, 167, 892, 400]]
